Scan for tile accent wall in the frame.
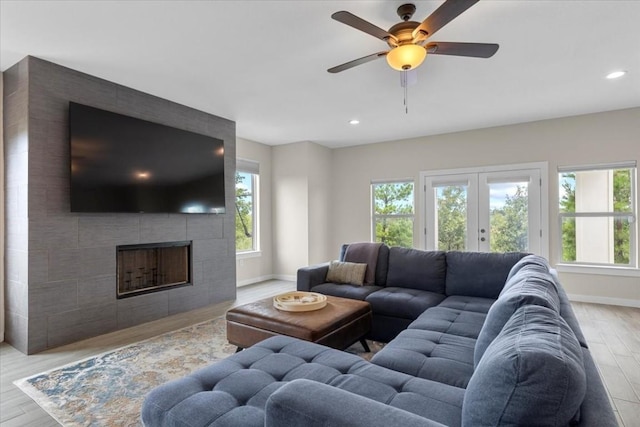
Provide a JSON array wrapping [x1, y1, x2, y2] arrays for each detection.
[[3, 57, 237, 354]]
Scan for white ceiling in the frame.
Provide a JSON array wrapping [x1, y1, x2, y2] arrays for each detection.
[[1, 1, 639, 148]]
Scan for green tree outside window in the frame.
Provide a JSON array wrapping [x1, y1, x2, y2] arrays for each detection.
[[490, 185, 528, 253], [236, 172, 254, 252], [436, 186, 467, 251], [373, 182, 414, 248]]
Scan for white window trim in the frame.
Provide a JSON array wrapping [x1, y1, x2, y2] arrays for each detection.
[[556, 162, 637, 271], [555, 263, 640, 278], [237, 250, 262, 260]]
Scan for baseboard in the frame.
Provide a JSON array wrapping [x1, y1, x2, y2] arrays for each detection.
[[567, 293, 640, 308], [236, 274, 296, 288], [236, 275, 275, 288]]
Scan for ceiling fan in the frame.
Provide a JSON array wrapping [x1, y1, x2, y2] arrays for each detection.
[[327, 0, 498, 73]]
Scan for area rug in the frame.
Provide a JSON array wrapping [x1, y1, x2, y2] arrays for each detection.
[[14, 317, 383, 426]]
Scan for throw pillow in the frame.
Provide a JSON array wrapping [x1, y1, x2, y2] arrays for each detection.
[[325, 261, 367, 286]]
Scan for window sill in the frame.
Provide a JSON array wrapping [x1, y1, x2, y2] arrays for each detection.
[[236, 250, 262, 260], [555, 263, 640, 278]]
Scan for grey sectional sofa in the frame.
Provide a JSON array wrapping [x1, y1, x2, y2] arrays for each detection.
[[142, 247, 616, 426]]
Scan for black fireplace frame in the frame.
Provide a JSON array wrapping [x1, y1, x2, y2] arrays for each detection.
[[116, 240, 193, 299]]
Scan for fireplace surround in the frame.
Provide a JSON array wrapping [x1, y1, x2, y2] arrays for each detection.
[[3, 56, 237, 354]]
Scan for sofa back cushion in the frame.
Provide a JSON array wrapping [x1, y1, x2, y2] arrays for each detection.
[[340, 244, 390, 286], [385, 247, 446, 293], [504, 254, 550, 284], [505, 255, 589, 348], [463, 305, 586, 426], [474, 265, 560, 366], [445, 251, 527, 298]]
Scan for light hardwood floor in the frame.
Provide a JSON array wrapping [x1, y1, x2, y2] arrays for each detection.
[[572, 301, 640, 426], [1, 280, 638, 426]]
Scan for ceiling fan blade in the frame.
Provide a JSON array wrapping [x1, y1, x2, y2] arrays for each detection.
[[332, 11, 397, 44], [412, 0, 480, 40], [426, 42, 498, 58], [327, 51, 388, 73]]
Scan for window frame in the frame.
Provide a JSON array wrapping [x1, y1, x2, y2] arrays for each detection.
[[556, 162, 638, 271], [420, 162, 549, 257], [371, 179, 415, 247], [235, 160, 260, 256]]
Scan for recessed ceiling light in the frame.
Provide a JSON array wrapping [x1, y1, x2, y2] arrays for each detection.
[[606, 70, 627, 79], [349, 119, 360, 125]]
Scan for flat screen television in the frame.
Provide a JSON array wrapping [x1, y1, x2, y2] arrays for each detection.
[[69, 102, 226, 214]]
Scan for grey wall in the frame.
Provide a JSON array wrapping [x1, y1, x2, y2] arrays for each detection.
[[3, 57, 237, 354]]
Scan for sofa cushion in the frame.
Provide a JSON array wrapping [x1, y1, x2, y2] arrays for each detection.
[[311, 283, 382, 301], [343, 362, 465, 427], [143, 335, 465, 427], [326, 260, 367, 286], [266, 379, 448, 427], [409, 307, 487, 340], [386, 248, 446, 293], [343, 242, 383, 286], [474, 266, 561, 366], [504, 254, 551, 283], [463, 305, 586, 427], [371, 328, 476, 388], [341, 244, 390, 287], [365, 287, 446, 320], [437, 295, 495, 314], [445, 251, 527, 298]]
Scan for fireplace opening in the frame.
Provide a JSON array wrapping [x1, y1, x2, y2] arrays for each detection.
[[117, 241, 192, 299]]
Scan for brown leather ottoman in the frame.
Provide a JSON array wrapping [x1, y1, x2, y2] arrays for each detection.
[[226, 295, 372, 351]]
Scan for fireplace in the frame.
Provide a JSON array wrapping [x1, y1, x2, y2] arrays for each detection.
[[117, 241, 192, 298]]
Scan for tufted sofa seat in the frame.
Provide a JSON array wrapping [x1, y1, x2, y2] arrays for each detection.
[[371, 328, 477, 388], [436, 295, 494, 313], [142, 335, 463, 427]]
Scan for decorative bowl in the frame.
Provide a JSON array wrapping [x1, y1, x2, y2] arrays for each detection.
[[273, 291, 328, 312]]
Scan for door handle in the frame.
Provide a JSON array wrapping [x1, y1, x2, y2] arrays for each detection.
[[480, 237, 486, 242]]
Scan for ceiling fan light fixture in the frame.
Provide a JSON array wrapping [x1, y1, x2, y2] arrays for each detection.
[[386, 44, 426, 71]]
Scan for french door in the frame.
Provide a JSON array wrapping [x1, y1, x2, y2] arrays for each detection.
[[422, 164, 547, 255]]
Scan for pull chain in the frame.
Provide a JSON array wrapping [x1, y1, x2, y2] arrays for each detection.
[[405, 79, 409, 114], [401, 70, 409, 114]]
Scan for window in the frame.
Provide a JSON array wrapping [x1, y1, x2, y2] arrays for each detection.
[[372, 181, 414, 248], [422, 163, 546, 256], [236, 160, 259, 253], [558, 163, 637, 268]]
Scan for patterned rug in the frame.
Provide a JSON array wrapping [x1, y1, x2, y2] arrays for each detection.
[[14, 317, 382, 426]]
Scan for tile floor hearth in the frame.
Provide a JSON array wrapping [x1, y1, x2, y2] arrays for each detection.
[[1, 280, 638, 426]]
